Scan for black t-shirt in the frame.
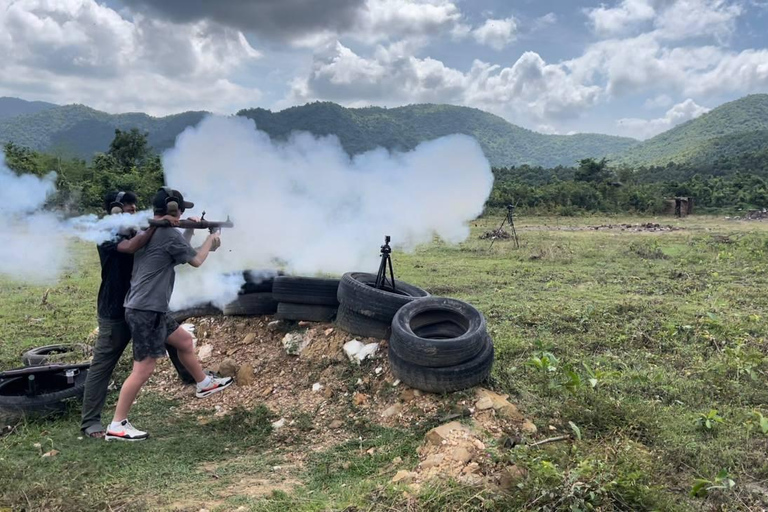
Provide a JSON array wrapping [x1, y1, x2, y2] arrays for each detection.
[[96, 233, 134, 319]]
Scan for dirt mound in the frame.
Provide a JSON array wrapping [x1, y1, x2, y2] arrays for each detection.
[[727, 210, 768, 221], [523, 223, 682, 233], [588, 223, 680, 232], [148, 315, 536, 483], [390, 388, 541, 492]]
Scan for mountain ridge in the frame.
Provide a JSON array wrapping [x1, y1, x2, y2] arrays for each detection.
[[0, 99, 637, 167], [613, 94, 768, 166], [0, 96, 58, 121]]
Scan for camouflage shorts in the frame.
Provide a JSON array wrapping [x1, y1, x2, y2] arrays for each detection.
[[124, 308, 180, 361]]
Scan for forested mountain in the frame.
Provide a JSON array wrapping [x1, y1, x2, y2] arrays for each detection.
[[0, 97, 57, 121], [0, 104, 207, 159], [0, 99, 636, 166], [615, 94, 768, 165], [3, 95, 767, 170], [238, 102, 637, 167]]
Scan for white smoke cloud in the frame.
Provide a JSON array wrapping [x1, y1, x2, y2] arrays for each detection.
[[165, 115, 493, 309], [0, 151, 158, 283], [0, 153, 69, 283]]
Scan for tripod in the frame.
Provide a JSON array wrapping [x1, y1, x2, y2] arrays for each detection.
[[375, 235, 396, 290], [489, 204, 520, 249]]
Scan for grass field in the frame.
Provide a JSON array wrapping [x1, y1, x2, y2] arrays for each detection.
[[2, 214, 768, 511]]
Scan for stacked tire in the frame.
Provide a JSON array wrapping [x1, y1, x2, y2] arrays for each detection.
[[222, 270, 280, 316], [388, 297, 494, 393], [335, 272, 430, 339], [273, 276, 340, 322]]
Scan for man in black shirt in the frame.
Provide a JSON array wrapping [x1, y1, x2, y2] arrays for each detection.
[[80, 191, 176, 438]]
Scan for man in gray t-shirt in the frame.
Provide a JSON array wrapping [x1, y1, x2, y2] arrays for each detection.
[[106, 188, 233, 442], [124, 227, 198, 315]]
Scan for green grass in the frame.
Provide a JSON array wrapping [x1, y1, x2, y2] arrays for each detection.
[[4, 215, 768, 510]]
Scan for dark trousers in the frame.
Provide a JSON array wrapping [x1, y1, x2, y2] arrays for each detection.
[[80, 316, 195, 433]]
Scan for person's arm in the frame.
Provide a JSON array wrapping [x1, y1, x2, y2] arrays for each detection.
[[116, 216, 179, 254], [117, 227, 155, 254], [188, 233, 220, 268], [183, 216, 200, 243]]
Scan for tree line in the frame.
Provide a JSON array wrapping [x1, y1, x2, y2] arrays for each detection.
[[489, 153, 768, 215], [4, 130, 768, 215]]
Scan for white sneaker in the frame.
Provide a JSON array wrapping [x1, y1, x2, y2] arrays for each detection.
[[196, 376, 234, 398], [105, 420, 149, 442]]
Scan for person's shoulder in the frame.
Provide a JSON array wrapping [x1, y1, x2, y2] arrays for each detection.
[[158, 227, 188, 243]]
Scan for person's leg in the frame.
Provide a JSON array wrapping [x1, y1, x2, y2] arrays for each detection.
[[105, 309, 167, 441], [165, 326, 206, 383], [164, 317, 233, 398], [111, 358, 156, 422], [80, 318, 131, 437]]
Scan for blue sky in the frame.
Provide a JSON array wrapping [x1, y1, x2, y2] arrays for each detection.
[[1, 0, 767, 139]]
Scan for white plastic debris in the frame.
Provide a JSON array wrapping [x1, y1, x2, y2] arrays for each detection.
[[312, 382, 323, 392], [374, 367, 383, 375], [271, 418, 286, 429], [392, 380, 401, 387], [343, 339, 380, 364]]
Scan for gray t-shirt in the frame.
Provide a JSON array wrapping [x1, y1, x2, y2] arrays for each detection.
[[123, 227, 197, 313]]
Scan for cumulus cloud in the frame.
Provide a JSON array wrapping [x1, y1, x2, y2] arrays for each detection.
[[586, 0, 655, 37], [654, 0, 742, 41], [292, 41, 601, 123], [616, 98, 710, 139], [0, 0, 261, 115], [472, 17, 518, 50]]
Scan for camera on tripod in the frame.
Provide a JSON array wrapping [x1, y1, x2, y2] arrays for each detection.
[[381, 235, 392, 254]]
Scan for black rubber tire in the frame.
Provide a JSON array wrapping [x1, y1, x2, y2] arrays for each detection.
[[276, 303, 337, 322], [337, 272, 429, 323], [335, 303, 391, 339], [390, 297, 489, 368], [272, 277, 340, 306], [223, 293, 278, 316], [0, 367, 89, 422], [243, 269, 283, 284], [22, 344, 92, 367], [170, 304, 223, 323], [388, 340, 494, 394], [240, 280, 274, 295]]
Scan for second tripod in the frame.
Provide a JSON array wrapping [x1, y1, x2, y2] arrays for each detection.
[[489, 204, 520, 249], [375, 235, 396, 290]]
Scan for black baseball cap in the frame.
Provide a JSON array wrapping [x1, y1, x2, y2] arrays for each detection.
[[153, 187, 194, 214]]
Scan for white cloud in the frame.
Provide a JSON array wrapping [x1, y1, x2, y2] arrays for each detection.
[[354, 0, 465, 43], [586, 0, 655, 37], [617, 98, 710, 138], [644, 94, 674, 108], [0, 0, 261, 115], [533, 12, 558, 31], [291, 41, 601, 124], [654, 0, 742, 41], [472, 17, 518, 50]]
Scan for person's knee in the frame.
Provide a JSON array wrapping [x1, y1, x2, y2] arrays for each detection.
[[173, 333, 195, 354], [131, 360, 156, 382]]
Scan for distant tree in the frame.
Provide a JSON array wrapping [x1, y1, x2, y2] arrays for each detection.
[[108, 128, 150, 172], [2, 142, 41, 175], [575, 158, 614, 184]]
